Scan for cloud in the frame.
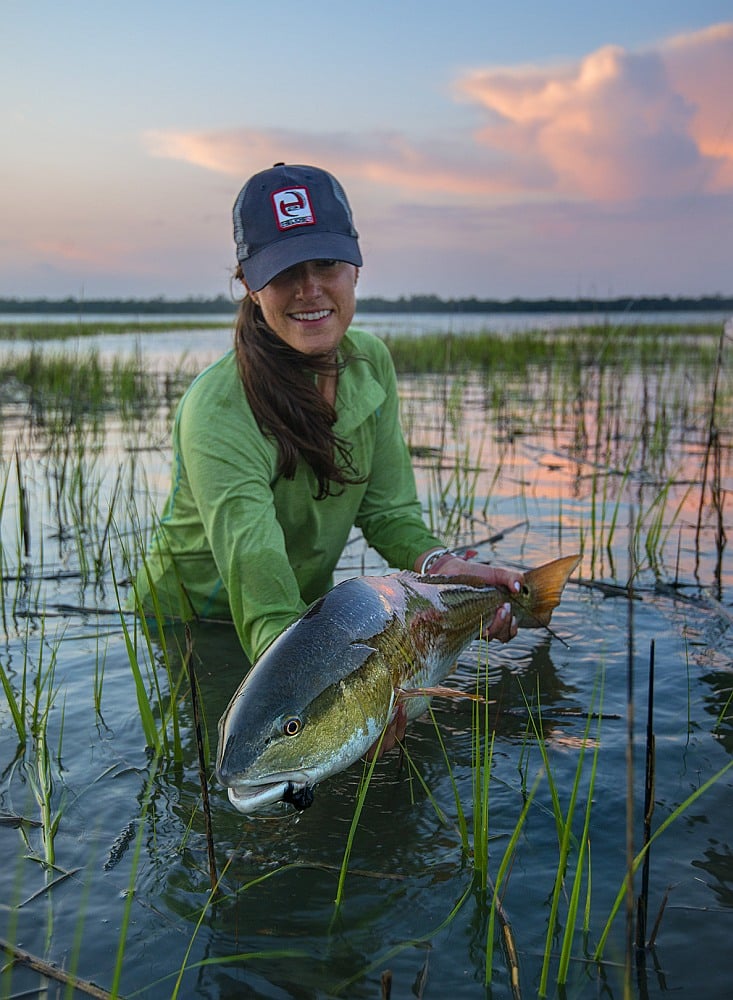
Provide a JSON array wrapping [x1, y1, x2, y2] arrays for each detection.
[[144, 127, 543, 199], [146, 22, 733, 208], [662, 22, 733, 189], [455, 22, 733, 201], [359, 189, 733, 298], [145, 128, 289, 178], [32, 240, 103, 266], [132, 22, 733, 299]]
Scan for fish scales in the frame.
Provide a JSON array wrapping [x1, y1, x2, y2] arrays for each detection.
[[216, 554, 580, 813], [371, 573, 519, 686], [367, 577, 498, 698]]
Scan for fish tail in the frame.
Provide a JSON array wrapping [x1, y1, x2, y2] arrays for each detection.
[[515, 554, 581, 628]]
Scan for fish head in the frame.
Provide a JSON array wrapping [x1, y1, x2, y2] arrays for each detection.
[[216, 579, 396, 814]]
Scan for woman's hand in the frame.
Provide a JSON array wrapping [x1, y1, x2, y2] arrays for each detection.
[[363, 702, 408, 761], [420, 551, 525, 643], [365, 555, 525, 760], [482, 599, 518, 642]]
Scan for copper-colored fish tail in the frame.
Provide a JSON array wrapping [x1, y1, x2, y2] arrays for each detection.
[[514, 554, 581, 628]]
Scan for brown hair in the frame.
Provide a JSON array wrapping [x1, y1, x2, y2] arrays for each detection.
[[233, 292, 366, 500]]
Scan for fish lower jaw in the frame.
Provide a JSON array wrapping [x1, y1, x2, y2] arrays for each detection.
[[225, 771, 314, 814]]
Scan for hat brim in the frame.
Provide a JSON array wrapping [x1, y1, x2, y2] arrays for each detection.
[[241, 232, 362, 292]]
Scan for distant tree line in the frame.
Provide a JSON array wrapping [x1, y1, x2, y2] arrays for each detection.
[[354, 294, 733, 314], [0, 295, 237, 315], [0, 293, 731, 315]]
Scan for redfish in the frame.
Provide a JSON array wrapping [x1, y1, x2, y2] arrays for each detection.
[[216, 555, 580, 813]]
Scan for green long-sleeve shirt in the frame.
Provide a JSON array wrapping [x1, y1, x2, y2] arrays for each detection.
[[134, 328, 441, 661]]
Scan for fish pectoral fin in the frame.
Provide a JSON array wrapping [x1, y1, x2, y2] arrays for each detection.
[[397, 685, 494, 704]]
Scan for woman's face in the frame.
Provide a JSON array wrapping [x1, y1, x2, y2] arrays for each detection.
[[248, 259, 358, 356]]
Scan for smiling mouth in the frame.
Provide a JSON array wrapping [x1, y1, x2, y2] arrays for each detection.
[[290, 309, 332, 322]]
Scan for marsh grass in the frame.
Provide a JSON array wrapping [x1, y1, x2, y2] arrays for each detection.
[[420, 650, 602, 991], [9, 630, 71, 871], [524, 674, 604, 993], [0, 345, 196, 425], [1, 319, 731, 996], [398, 643, 732, 995], [0, 319, 231, 342], [22, 635, 65, 870], [396, 325, 731, 592], [383, 323, 723, 375], [332, 733, 387, 917], [115, 544, 186, 762], [0, 617, 78, 1000]]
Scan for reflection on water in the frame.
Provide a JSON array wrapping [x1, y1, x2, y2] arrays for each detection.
[[1, 320, 732, 998]]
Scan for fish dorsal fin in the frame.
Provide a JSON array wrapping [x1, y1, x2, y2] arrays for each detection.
[[417, 571, 501, 588], [397, 685, 493, 704]]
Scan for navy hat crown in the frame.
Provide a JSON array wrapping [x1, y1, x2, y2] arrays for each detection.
[[233, 163, 362, 291]]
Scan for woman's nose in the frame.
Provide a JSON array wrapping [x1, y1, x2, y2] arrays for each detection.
[[293, 263, 321, 297]]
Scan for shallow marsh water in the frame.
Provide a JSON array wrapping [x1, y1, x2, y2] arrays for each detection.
[[1, 318, 732, 998]]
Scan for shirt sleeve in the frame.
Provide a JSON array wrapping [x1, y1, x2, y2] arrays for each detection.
[[176, 384, 307, 661]]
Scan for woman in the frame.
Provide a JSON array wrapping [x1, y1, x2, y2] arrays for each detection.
[[134, 164, 522, 712]]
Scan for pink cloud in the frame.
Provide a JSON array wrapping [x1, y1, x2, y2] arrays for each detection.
[[32, 240, 106, 267], [144, 127, 537, 199], [144, 128, 289, 177], [455, 22, 733, 201], [662, 22, 733, 190], [145, 23, 732, 209]]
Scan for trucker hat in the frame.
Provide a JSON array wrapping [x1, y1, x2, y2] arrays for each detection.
[[233, 163, 362, 291]]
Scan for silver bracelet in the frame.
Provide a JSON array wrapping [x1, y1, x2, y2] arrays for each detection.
[[419, 547, 452, 575]]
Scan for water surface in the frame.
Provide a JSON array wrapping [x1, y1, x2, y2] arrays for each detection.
[[1, 319, 732, 998]]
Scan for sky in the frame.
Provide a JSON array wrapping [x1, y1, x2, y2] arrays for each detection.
[[2, 1, 732, 301]]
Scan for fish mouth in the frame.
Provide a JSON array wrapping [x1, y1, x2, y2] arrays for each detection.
[[224, 772, 316, 815]]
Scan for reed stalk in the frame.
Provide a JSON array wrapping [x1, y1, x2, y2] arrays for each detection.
[[625, 511, 637, 996], [113, 523, 186, 762], [594, 756, 733, 960], [0, 937, 114, 999], [14, 445, 30, 563], [332, 720, 389, 915], [484, 771, 540, 987], [183, 624, 218, 894], [695, 324, 726, 571], [555, 674, 604, 985], [109, 752, 162, 998], [636, 640, 656, 953]]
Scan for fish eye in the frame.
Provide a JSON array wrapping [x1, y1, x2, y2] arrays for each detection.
[[282, 716, 302, 737]]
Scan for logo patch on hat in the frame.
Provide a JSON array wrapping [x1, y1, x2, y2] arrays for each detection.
[[272, 186, 316, 230]]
